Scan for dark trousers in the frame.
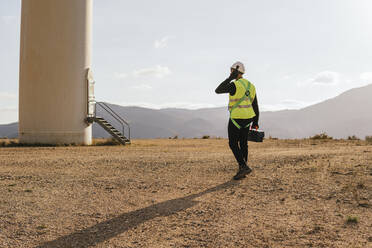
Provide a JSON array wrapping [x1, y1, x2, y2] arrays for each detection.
[[228, 118, 253, 166]]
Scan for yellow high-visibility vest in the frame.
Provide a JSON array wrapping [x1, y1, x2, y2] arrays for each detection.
[[228, 78, 256, 120]]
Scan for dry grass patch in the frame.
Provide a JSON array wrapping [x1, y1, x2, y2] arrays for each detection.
[[0, 139, 371, 247]]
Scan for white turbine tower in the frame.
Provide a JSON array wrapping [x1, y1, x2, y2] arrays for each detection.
[[19, 0, 93, 145]]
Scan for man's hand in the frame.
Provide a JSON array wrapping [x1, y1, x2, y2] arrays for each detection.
[[251, 123, 259, 130], [229, 69, 239, 80]]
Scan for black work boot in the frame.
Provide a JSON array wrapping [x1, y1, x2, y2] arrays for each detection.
[[233, 164, 252, 180]]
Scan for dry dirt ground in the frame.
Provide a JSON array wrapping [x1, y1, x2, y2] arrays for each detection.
[[0, 139, 371, 248]]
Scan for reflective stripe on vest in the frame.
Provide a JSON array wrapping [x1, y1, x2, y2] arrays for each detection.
[[228, 104, 252, 110]]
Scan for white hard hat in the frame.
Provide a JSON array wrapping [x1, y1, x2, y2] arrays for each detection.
[[231, 61, 245, 74]]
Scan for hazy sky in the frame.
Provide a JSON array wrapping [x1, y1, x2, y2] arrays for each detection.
[[1, 0, 372, 124]]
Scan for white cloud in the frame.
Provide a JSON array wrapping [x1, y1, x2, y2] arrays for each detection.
[[282, 74, 294, 80], [280, 99, 308, 107], [261, 99, 316, 111], [298, 71, 340, 87], [115, 72, 128, 79], [0, 107, 17, 112], [154, 36, 174, 49], [0, 107, 18, 124], [311, 71, 340, 85], [117, 101, 218, 110], [133, 65, 171, 78], [360, 72, 372, 82], [0, 92, 17, 100], [1, 15, 17, 24], [131, 84, 153, 90], [115, 65, 171, 80]]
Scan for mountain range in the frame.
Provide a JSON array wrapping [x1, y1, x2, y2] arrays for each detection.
[[1, 84, 371, 139]]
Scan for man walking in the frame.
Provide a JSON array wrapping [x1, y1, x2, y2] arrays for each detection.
[[215, 62, 260, 180]]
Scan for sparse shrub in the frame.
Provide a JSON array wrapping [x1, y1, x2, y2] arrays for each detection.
[[173, 135, 178, 139], [345, 216, 358, 224], [310, 132, 333, 140], [347, 135, 360, 140], [36, 225, 47, 230], [0, 140, 21, 147], [366, 136, 372, 144], [268, 136, 278, 140], [202, 135, 210, 139], [306, 224, 322, 234], [0, 139, 13, 147], [93, 138, 120, 146], [356, 182, 365, 189]]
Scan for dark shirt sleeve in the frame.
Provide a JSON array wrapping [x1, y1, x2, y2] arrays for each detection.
[[215, 78, 236, 95], [252, 95, 259, 126]]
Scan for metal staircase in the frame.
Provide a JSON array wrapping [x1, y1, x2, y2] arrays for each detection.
[[85, 71, 130, 145], [86, 102, 131, 145]]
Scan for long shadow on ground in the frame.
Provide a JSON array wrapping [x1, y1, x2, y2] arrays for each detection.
[[37, 180, 238, 248]]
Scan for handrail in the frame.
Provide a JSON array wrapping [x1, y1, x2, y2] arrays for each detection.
[[94, 102, 130, 140], [100, 102, 130, 126]]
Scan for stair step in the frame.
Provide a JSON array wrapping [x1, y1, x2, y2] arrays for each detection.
[[93, 114, 130, 145]]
